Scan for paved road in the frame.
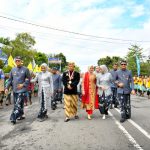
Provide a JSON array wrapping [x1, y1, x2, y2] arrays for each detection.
[[0, 95, 150, 150]]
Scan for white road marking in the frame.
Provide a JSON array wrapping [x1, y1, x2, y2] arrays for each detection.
[[108, 111, 143, 150], [115, 108, 150, 140]]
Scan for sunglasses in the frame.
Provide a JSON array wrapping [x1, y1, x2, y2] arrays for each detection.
[[121, 64, 127, 66], [15, 60, 21, 62]]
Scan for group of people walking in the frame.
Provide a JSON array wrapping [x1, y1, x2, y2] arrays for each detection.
[[1, 56, 137, 124]]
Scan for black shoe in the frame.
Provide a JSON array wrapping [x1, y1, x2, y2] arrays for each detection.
[[17, 116, 25, 120], [64, 118, 70, 122], [74, 115, 79, 119], [114, 105, 118, 108], [11, 120, 16, 125], [120, 118, 126, 123], [105, 111, 108, 115]]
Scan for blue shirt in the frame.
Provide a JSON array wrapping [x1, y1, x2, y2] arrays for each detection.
[[52, 73, 62, 91], [6, 66, 30, 93], [116, 69, 134, 94], [110, 69, 118, 88], [0, 69, 4, 79]]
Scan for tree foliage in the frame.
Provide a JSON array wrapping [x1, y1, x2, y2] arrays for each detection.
[[97, 56, 122, 69], [0, 37, 10, 45], [0, 59, 4, 68], [2, 33, 36, 66], [34, 52, 48, 66]]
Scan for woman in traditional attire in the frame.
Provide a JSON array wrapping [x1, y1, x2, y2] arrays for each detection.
[[96, 65, 113, 120], [31, 63, 53, 121], [81, 66, 99, 120], [62, 62, 80, 122]]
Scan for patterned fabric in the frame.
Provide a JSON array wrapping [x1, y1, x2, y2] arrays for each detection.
[[10, 92, 25, 121], [81, 72, 99, 111], [37, 89, 48, 119], [118, 94, 130, 119], [98, 93, 111, 115], [64, 94, 78, 118]]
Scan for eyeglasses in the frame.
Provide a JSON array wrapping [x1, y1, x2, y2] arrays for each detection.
[[121, 64, 127, 66], [15, 60, 21, 62]]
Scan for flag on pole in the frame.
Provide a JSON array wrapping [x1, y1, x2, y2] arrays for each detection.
[[27, 62, 33, 71], [32, 58, 36, 70], [136, 55, 140, 76], [8, 55, 16, 68], [33, 65, 41, 73]]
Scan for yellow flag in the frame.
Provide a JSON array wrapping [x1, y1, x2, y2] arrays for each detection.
[[8, 55, 16, 68], [33, 65, 41, 73], [27, 62, 33, 71]]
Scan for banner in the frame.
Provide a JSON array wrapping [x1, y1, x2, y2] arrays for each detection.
[[48, 58, 61, 64], [136, 55, 140, 76]]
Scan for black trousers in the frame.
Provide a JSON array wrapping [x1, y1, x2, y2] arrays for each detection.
[[118, 94, 130, 119], [38, 89, 47, 119], [10, 92, 25, 121]]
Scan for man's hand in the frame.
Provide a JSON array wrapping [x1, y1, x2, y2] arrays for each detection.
[[5, 89, 8, 94], [100, 86, 108, 91], [117, 82, 124, 88], [17, 84, 24, 90], [131, 90, 135, 95], [67, 85, 72, 90]]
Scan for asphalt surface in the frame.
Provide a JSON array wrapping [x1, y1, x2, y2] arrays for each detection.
[[0, 95, 150, 150]]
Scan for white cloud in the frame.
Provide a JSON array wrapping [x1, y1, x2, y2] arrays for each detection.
[[0, 0, 150, 71], [131, 5, 145, 18]]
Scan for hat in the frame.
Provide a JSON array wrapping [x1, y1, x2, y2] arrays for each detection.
[[15, 56, 22, 61]]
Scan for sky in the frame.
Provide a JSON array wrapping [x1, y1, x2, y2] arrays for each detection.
[[0, 0, 150, 71]]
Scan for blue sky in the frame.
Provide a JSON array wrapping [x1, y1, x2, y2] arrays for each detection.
[[0, 0, 150, 71]]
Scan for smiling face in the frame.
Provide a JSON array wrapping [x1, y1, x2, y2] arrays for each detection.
[[113, 64, 118, 70], [95, 66, 100, 73], [121, 63, 127, 70], [15, 59, 22, 67], [68, 62, 75, 71], [88, 66, 94, 73], [41, 66, 46, 72]]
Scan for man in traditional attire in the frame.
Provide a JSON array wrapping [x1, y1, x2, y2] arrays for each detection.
[[62, 62, 80, 122], [115, 60, 135, 123], [110, 63, 118, 108], [5, 56, 30, 124], [51, 67, 62, 109]]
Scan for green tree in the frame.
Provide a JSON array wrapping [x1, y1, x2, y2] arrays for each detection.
[[2, 66, 12, 73], [0, 59, 4, 68], [2, 33, 36, 66], [126, 45, 143, 75], [0, 37, 10, 45], [97, 56, 122, 69], [35, 52, 48, 66]]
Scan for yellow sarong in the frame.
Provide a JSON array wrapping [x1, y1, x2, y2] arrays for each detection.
[[64, 94, 78, 118]]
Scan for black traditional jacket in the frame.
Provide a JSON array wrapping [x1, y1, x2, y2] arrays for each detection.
[[62, 71, 80, 95]]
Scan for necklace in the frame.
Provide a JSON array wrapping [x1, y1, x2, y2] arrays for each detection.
[[68, 71, 74, 84]]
